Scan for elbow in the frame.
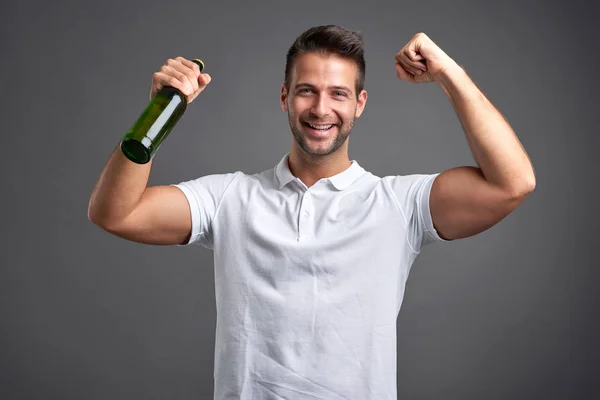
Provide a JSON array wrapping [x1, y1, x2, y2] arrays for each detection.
[[88, 204, 132, 238], [88, 209, 104, 228], [87, 201, 118, 232], [87, 201, 99, 225], [88, 212, 123, 235], [87, 198, 104, 227], [506, 176, 536, 203], [88, 207, 109, 231], [525, 178, 536, 195], [519, 173, 536, 196], [509, 161, 536, 198], [521, 166, 537, 195]]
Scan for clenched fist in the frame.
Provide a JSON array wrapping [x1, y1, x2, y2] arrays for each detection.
[[394, 32, 458, 84], [151, 56, 212, 103]]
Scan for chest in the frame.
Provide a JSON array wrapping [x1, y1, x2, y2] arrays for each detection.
[[215, 185, 409, 276], [252, 187, 400, 240], [212, 184, 414, 330]]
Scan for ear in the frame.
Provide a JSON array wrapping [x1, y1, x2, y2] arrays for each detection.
[[354, 89, 368, 118], [280, 84, 288, 112]]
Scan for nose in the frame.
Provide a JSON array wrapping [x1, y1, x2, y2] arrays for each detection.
[[310, 94, 330, 118]]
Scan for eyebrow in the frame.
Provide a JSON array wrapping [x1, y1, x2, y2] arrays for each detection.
[[294, 83, 353, 93]]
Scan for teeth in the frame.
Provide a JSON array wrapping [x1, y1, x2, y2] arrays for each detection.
[[308, 124, 333, 130]]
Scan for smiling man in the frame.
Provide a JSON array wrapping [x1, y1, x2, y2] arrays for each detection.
[[284, 51, 366, 154], [282, 48, 368, 190], [89, 25, 536, 400]]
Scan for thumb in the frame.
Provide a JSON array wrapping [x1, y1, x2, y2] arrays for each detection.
[[198, 73, 211, 87], [188, 73, 212, 103]]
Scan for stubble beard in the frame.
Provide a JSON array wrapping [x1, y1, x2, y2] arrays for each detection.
[[287, 111, 355, 157]]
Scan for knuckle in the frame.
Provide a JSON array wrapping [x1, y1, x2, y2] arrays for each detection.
[[186, 71, 197, 84]]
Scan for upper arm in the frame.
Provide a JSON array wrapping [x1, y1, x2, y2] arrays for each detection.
[[430, 166, 533, 241], [104, 185, 194, 246], [96, 171, 239, 246]]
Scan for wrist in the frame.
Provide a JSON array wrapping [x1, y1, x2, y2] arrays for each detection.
[[435, 60, 465, 87], [435, 61, 470, 97]]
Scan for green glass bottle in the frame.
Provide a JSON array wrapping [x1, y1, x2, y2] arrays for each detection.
[[120, 58, 205, 164]]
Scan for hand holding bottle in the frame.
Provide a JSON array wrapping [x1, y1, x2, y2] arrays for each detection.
[[150, 57, 212, 103], [120, 56, 210, 164]]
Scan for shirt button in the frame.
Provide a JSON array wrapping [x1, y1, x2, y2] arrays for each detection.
[[303, 211, 310, 218]]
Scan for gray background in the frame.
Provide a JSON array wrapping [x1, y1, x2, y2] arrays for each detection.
[[1, 0, 598, 399]]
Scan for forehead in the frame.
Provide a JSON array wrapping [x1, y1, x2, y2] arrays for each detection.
[[289, 52, 357, 88]]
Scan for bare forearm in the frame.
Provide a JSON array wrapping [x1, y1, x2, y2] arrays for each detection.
[[88, 145, 152, 227], [437, 63, 536, 195]]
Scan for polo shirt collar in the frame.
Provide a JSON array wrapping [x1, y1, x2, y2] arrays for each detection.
[[275, 153, 365, 191]]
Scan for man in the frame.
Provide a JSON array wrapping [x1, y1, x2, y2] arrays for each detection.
[[88, 25, 535, 400]]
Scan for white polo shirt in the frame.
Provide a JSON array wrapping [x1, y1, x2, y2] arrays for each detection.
[[174, 153, 448, 400]]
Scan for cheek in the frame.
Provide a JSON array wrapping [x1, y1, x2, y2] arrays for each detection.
[[286, 100, 301, 116], [340, 108, 355, 123]]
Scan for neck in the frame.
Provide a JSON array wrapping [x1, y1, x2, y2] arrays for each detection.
[[288, 146, 351, 188]]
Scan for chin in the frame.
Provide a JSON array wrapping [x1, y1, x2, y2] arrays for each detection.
[[300, 139, 341, 156], [290, 120, 349, 157]]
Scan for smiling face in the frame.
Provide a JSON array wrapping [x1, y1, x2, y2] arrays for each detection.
[[280, 52, 367, 157]]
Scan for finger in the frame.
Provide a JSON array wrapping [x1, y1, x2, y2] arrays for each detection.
[[158, 65, 195, 96], [169, 58, 199, 93], [396, 56, 422, 77], [396, 52, 426, 73], [405, 48, 425, 63], [176, 56, 202, 78], [197, 72, 211, 87], [166, 58, 198, 93], [151, 71, 183, 97], [187, 73, 212, 103], [175, 57, 205, 93], [405, 50, 427, 72], [395, 62, 414, 81]]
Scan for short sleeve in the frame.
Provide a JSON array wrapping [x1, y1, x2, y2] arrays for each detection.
[[171, 171, 241, 248], [384, 173, 450, 253]]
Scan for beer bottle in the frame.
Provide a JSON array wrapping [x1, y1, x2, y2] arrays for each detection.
[[120, 58, 205, 164]]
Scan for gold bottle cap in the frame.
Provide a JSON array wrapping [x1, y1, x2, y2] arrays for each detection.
[[192, 58, 205, 72]]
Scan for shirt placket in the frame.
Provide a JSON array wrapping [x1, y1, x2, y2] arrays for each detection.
[[298, 190, 314, 242]]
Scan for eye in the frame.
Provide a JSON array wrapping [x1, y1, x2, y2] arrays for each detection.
[[334, 91, 347, 97]]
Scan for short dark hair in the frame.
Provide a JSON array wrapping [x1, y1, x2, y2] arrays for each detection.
[[284, 25, 366, 96]]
